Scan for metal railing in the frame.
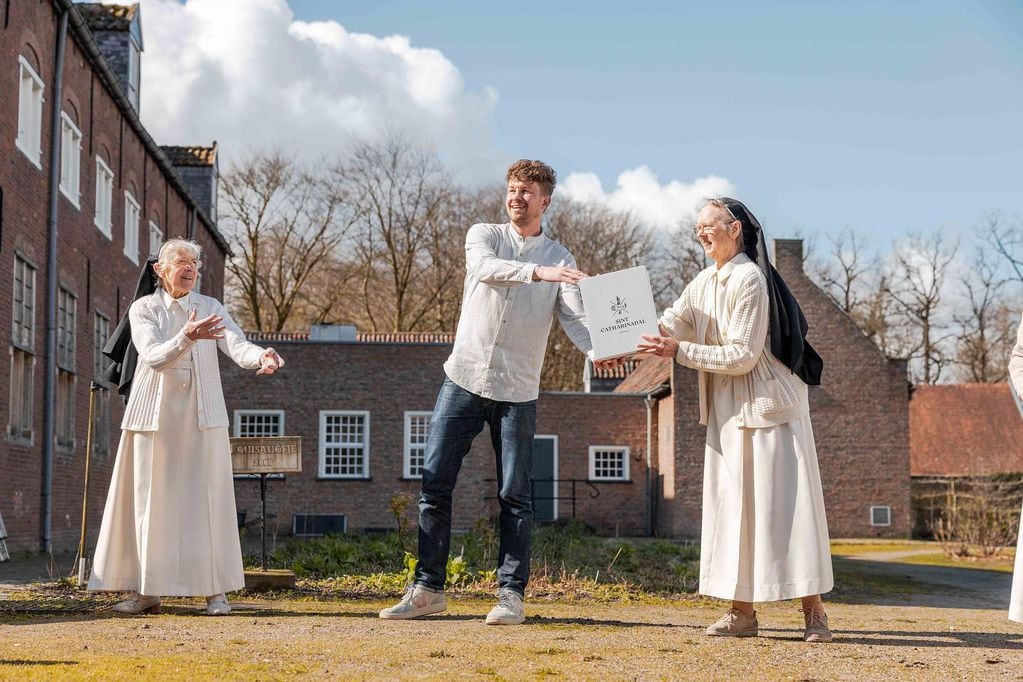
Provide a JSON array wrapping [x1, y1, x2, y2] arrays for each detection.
[[484, 478, 601, 519]]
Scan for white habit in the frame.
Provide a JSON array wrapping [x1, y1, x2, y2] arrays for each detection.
[[1008, 312, 1023, 623], [89, 289, 264, 596], [661, 253, 833, 602]]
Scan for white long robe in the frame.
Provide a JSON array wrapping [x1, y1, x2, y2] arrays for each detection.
[[692, 260, 833, 602], [88, 293, 247, 596], [1008, 313, 1023, 623]]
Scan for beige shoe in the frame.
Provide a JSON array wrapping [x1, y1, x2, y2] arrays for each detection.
[[206, 594, 231, 616], [485, 588, 525, 625], [379, 585, 447, 620], [112, 593, 161, 615], [705, 608, 758, 637], [801, 603, 833, 642]]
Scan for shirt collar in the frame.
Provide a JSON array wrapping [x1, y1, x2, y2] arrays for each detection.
[[159, 287, 191, 311], [506, 223, 547, 246], [716, 252, 751, 283]]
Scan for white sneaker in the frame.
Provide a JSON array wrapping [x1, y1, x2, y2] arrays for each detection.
[[485, 588, 525, 625], [379, 585, 447, 620], [206, 594, 231, 616], [112, 593, 161, 615]]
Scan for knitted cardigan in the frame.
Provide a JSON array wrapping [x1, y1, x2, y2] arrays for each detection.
[[659, 253, 809, 428], [120, 290, 265, 432]]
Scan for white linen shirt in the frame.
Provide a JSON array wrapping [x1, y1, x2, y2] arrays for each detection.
[[659, 253, 809, 428], [1010, 312, 1023, 399], [443, 223, 593, 403], [120, 288, 266, 432]]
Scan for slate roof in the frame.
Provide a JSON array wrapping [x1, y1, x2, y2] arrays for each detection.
[[910, 383, 1023, 477], [78, 3, 138, 31]]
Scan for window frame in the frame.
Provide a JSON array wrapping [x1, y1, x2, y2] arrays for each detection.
[[123, 191, 140, 264], [59, 111, 82, 208], [403, 411, 432, 479], [588, 445, 631, 482], [870, 505, 892, 527], [318, 410, 370, 480], [233, 409, 286, 438], [148, 220, 164, 258], [56, 286, 76, 372], [55, 368, 75, 450], [16, 55, 44, 169], [12, 254, 36, 351], [8, 346, 35, 443], [94, 157, 114, 238]]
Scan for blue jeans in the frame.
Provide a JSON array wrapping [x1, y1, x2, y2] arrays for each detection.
[[415, 378, 537, 595]]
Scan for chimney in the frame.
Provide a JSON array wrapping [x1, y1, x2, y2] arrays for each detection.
[[772, 239, 805, 279], [160, 143, 220, 223], [78, 4, 143, 111]]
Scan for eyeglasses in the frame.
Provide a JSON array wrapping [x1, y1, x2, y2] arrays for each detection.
[[171, 258, 202, 270]]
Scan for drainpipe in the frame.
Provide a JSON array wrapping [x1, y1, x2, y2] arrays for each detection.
[[42, 7, 70, 553], [643, 385, 670, 537]]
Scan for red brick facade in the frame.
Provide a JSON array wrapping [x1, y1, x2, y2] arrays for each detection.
[[0, 1, 227, 552]]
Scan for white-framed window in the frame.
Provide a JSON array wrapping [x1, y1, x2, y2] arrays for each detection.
[[94, 158, 113, 238], [12, 255, 36, 350], [92, 312, 111, 456], [124, 192, 140, 263], [588, 445, 630, 482], [56, 287, 76, 371], [59, 112, 82, 207], [148, 221, 164, 258], [127, 40, 140, 110], [234, 409, 285, 438], [319, 411, 369, 479], [16, 56, 44, 168], [8, 347, 34, 442], [403, 411, 432, 479], [870, 505, 892, 527]]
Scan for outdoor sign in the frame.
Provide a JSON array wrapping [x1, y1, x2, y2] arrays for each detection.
[[230, 437, 302, 474]]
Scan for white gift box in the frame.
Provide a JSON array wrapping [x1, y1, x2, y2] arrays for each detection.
[[579, 265, 659, 361]]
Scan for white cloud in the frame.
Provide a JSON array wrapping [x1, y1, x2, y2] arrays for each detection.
[[559, 166, 736, 230], [123, 0, 501, 177]]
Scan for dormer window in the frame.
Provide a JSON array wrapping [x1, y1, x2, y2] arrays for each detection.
[[127, 38, 140, 110]]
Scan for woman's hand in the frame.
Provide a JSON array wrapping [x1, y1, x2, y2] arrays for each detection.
[[637, 333, 679, 358], [184, 310, 225, 341], [256, 348, 285, 375]]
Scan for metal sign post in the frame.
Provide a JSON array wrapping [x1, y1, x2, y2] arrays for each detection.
[[230, 436, 302, 581]]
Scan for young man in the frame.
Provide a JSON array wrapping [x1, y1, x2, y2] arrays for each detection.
[[380, 159, 616, 625]]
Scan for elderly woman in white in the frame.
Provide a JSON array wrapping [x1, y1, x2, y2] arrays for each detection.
[[1008, 314, 1023, 623], [638, 198, 833, 643], [89, 239, 284, 615]]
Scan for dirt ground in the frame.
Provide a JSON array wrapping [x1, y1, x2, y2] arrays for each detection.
[[2, 548, 1023, 680]]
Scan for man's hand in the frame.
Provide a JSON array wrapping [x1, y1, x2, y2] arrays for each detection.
[[533, 265, 589, 284], [184, 310, 225, 341], [636, 333, 680, 358], [593, 356, 628, 372], [256, 348, 285, 376]]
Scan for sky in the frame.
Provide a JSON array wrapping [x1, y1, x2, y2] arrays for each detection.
[[123, 0, 1023, 246]]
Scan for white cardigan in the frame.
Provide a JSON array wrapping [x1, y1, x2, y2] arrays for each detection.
[[121, 289, 265, 432], [659, 253, 809, 428], [1011, 312, 1023, 399]]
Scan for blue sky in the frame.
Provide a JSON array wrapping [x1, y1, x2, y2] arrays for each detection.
[[283, 0, 1022, 244]]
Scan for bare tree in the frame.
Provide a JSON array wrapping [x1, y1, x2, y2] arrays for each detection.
[[649, 217, 707, 309], [954, 251, 1015, 383], [984, 212, 1023, 284], [888, 232, 959, 384], [220, 152, 355, 331], [812, 227, 875, 315], [334, 135, 452, 332]]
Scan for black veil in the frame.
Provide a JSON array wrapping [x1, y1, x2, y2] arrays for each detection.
[[717, 197, 823, 386]]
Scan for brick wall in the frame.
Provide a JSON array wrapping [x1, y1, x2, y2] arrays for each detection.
[[0, 1, 227, 552], [222, 343, 653, 538]]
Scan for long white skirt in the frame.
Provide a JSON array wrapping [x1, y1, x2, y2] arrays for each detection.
[[88, 362, 244, 596], [699, 399, 834, 602], [1010, 502, 1023, 622]]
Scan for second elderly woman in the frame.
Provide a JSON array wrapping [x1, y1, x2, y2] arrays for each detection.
[[89, 239, 285, 616], [638, 198, 834, 642]]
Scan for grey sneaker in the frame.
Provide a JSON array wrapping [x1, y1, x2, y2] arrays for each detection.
[[485, 588, 525, 625], [705, 608, 758, 637], [379, 585, 447, 620], [801, 604, 833, 642]]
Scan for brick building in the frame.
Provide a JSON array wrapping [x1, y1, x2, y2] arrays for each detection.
[[223, 239, 913, 541], [909, 383, 1023, 536], [0, 2, 228, 552]]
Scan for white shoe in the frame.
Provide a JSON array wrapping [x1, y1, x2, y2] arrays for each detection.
[[379, 585, 447, 620], [485, 588, 525, 625], [206, 594, 231, 616], [112, 593, 161, 615]]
